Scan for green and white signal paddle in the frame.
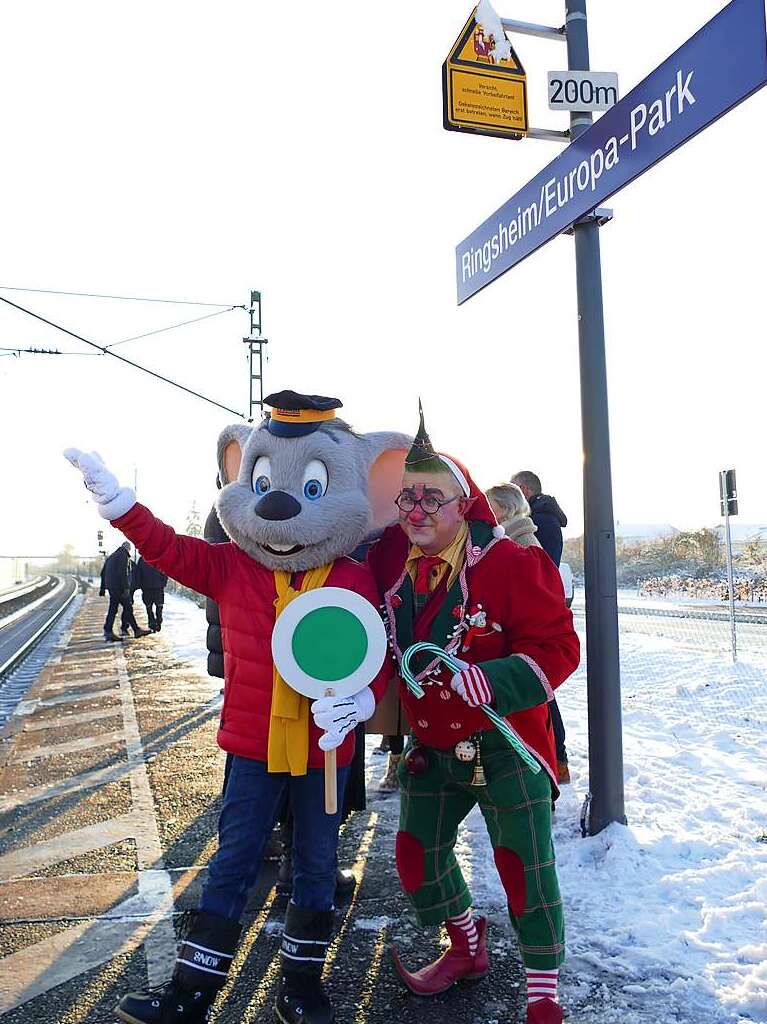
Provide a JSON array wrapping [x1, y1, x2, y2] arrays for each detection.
[[272, 587, 388, 814]]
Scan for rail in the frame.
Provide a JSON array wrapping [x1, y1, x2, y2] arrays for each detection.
[[0, 576, 52, 608], [0, 576, 41, 599], [0, 576, 78, 678]]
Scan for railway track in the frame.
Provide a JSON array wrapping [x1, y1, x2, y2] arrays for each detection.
[[0, 576, 80, 725], [0, 575, 59, 621]]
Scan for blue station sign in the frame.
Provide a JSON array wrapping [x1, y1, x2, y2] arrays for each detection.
[[456, 0, 767, 304]]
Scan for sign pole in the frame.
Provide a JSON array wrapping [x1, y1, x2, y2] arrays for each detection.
[[565, 0, 626, 836], [720, 470, 738, 663]]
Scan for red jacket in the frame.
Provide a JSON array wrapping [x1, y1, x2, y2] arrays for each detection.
[[114, 504, 389, 768], [367, 521, 580, 786]]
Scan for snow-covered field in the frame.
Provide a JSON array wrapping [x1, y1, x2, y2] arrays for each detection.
[[162, 593, 767, 1023]]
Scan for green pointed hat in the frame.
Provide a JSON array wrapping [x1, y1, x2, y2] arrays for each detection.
[[405, 400, 455, 476], [404, 401, 502, 533]]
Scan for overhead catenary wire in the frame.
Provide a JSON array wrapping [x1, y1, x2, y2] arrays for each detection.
[[0, 346, 102, 356], [0, 294, 247, 419], [105, 306, 239, 349], [0, 285, 243, 308]]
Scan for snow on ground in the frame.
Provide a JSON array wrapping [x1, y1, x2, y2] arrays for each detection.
[[161, 592, 215, 682], [459, 630, 767, 1023], [162, 593, 767, 1023]]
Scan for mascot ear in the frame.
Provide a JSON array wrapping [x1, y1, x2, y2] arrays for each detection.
[[364, 432, 412, 534], [217, 424, 253, 485]]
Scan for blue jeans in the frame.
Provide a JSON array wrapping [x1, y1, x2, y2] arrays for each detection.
[[200, 755, 350, 921]]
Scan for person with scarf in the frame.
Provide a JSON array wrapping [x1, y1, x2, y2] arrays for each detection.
[[64, 392, 409, 1024], [487, 482, 541, 548]]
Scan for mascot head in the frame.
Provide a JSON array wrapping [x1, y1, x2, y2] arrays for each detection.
[[215, 390, 411, 572]]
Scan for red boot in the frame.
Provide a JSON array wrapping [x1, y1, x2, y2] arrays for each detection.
[[527, 997, 564, 1023], [390, 916, 488, 995]]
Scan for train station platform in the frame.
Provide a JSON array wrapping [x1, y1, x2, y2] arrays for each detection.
[[0, 592, 531, 1024]]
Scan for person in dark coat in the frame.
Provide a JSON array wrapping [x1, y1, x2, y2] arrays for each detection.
[[511, 471, 570, 784], [99, 542, 150, 641], [511, 472, 567, 566], [120, 557, 139, 635], [134, 556, 168, 632], [204, 495, 228, 677]]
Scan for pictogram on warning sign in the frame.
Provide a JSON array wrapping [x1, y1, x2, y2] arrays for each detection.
[[442, 6, 528, 140]]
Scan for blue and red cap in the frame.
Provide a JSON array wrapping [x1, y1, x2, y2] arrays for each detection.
[[264, 390, 343, 438]]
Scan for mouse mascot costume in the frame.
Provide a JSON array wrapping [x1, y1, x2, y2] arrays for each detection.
[[64, 391, 409, 1024], [366, 406, 580, 1024]]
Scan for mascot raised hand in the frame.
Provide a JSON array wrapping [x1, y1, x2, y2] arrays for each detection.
[[65, 390, 409, 1024]]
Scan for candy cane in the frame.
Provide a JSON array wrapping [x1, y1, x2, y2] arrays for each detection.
[[400, 641, 541, 775]]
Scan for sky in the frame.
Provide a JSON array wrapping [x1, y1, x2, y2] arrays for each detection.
[[1, 0, 766, 561]]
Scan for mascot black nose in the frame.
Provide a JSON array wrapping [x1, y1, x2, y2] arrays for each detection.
[[255, 491, 302, 521]]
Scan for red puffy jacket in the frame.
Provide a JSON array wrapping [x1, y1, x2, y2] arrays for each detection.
[[114, 504, 389, 768]]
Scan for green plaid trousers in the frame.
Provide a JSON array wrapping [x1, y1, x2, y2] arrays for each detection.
[[397, 730, 565, 970]]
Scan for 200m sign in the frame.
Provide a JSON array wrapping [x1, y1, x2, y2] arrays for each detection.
[[548, 70, 619, 112]]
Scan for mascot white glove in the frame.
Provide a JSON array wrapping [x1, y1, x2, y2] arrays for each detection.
[[311, 686, 376, 752], [63, 448, 137, 521]]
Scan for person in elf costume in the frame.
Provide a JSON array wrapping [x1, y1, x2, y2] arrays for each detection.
[[64, 391, 410, 1024], [367, 405, 580, 1024]]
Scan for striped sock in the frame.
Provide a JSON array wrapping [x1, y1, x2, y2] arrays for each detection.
[[448, 910, 479, 955], [526, 967, 558, 1005]]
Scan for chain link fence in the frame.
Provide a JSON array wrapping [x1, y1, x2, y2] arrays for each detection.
[[570, 587, 767, 735]]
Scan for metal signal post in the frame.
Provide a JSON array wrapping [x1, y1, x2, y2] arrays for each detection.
[[244, 290, 268, 421], [563, 0, 626, 837], [720, 469, 738, 663]]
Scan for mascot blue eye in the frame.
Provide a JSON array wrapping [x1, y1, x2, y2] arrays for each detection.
[[304, 479, 323, 500], [252, 456, 272, 496], [302, 460, 328, 502]]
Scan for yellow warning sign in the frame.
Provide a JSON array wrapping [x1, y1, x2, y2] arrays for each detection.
[[442, 9, 528, 139]]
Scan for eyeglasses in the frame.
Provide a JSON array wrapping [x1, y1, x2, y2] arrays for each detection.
[[395, 492, 461, 516]]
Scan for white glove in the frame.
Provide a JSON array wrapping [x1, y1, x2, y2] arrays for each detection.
[[63, 448, 136, 521], [311, 686, 376, 752]]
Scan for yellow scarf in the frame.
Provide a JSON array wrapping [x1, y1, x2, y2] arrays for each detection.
[[267, 563, 333, 776]]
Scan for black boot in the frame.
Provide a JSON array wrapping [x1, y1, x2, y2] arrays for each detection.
[[334, 868, 356, 899], [276, 905, 335, 1024], [115, 910, 241, 1024], [276, 855, 355, 903], [276, 850, 293, 895]]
